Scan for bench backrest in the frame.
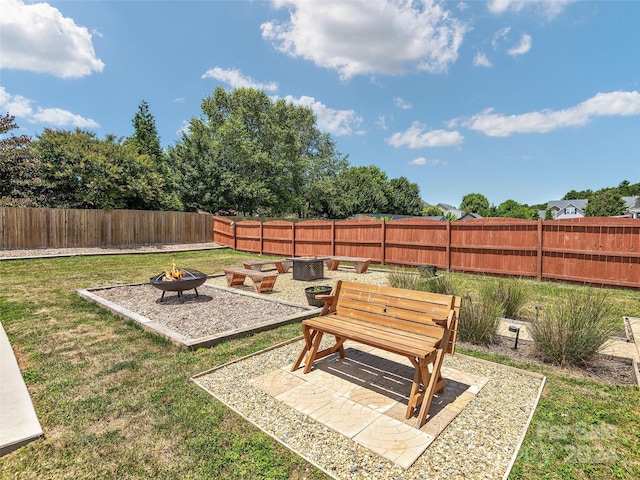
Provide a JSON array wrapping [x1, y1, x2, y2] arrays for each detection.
[[328, 281, 461, 353]]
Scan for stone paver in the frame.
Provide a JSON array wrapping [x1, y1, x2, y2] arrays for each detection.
[[267, 341, 488, 468]]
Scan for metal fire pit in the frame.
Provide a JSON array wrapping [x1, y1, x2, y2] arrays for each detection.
[[149, 268, 208, 302]]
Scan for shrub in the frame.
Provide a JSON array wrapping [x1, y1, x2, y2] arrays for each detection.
[[387, 268, 419, 290], [481, 277, 529, 319], [458, 294, 503, 345], [529, 291, 618, 366], [388, 267, 457, 296], [417, 273, 457, 296]]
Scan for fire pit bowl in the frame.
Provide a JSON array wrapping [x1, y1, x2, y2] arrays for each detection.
[[149, 268, 208, 302]]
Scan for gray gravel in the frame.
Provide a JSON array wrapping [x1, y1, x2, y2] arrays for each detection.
[[194, 340, 544, 480]]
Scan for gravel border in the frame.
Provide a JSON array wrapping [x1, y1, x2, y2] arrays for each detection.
[[193, 339, 545, 480]]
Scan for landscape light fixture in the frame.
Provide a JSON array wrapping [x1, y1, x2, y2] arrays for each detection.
[[508, 325, 520, 349], [535, 305, 543, 320]]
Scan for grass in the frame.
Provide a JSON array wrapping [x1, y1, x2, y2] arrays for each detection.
[[1, 251, 639, 479]]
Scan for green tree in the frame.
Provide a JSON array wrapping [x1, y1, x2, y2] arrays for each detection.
[[584, 190, 626, 217], [34, 128, 171, 210], [496, 199, 534, 219], [128, 100, 163, 159], [0, 114, 48, 206], [563, 189, 593, 201], [460, 193, 490, 216], [386, 176, 423, 215], [544, 209, 554, 220], [127, 101, 181, 211], [422, 205, 443, 216], [167, 87, 346, 216], [331, 165, 389, 217]]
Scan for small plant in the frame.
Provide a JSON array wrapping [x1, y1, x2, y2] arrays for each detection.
[[529, 291, 618, 366], [388, 268, 420, 290], [458, 294, 503, 345], [481, 277, 528, 319], [418, 273, 456, 296]]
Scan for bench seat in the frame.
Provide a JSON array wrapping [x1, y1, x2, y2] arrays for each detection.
[[292, 281, 460, 428], [324, 256, 371, 273], [223, 267, 278, 294], [243, 259, 292, 274]]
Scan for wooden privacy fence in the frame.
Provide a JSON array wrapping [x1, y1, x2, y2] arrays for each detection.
[[1, 207, 214, 249], [213, 216, 640, 289]]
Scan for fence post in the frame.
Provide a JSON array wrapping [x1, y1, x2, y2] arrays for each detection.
[[381, 220, 386, 265], [232, 220, 237, 251], [446, 220, 451, 271], [260, 221, 263, 255], [331, 220, 335, 256], [291, 221, 295, 257], [537, 218, 543, 281]]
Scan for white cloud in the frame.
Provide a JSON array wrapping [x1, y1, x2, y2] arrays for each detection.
[[0, 87, 99, 128], [31, 108, 99, 128], [387, 121, 464, 148], [176, 120, 190, 137], [492, 27, 511, 49], [474, 51, 492, 67], [376, 115, 388, 130], [488, 0, 575, 19], [202, 67, 278, 92], [283, 95, 364, 136], [410, 157, 444, 166], [0, 0, 104, 78], [394, 96, 413, 110], [508, 34, 532, 56], [262, 0, 469, 80], [463, 91, 640, 137]]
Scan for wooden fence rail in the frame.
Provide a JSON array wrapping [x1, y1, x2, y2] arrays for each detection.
[[213, 216, 640, 289], [0, 207, 214, 249]]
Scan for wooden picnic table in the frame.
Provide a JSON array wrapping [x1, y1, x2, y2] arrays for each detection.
[[292, 281, 461, 428]]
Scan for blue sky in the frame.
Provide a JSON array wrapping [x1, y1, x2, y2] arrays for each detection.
[[1, 0, 639, 207]]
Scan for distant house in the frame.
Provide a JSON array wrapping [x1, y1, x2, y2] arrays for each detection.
[[623, 196, 640, 219], [436, 203, 483, 220], [545, 199, 588, 220]]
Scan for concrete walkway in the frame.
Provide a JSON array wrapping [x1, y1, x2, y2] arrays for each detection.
[[0, 322, 43, 456]]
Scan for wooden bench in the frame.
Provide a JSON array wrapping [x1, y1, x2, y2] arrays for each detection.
[[323, 256, 372, 274], [243, 259, 293, 274], [291, 281, 461, 428], [223, 267, 279, 294]]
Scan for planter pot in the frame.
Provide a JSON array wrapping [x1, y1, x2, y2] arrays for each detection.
[[304, 285, 332, 307]]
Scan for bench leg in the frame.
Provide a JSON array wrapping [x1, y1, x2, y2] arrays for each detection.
[[416, 349, 447, 428], [250, 275, 277, 293], [292, 326, 316, 371], [224, 272, 246, 287], [325, 260, 340, 271], [353, 260, 370, 274], [276, 261, 292, 273], [292, 328, 347, 373], [303, 330, 324, 373]]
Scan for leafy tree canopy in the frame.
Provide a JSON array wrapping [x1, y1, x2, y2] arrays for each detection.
[[0, 114, 48, 207], [167, 87, 348, 216], [460, 193, 490, 216], [584, 189, 626, 217], [386, 176, 423, 216], [422, 205, 443, 216], [33, 128, 177, 210]]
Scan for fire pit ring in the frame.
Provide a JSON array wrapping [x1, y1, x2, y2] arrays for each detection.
[[149, 268, 208, 302]]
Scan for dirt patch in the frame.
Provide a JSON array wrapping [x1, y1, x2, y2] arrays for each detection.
[[457, 336, 637, 385]]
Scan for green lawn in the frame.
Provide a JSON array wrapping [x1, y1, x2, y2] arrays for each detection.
[[1, 250, 638, 479]]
